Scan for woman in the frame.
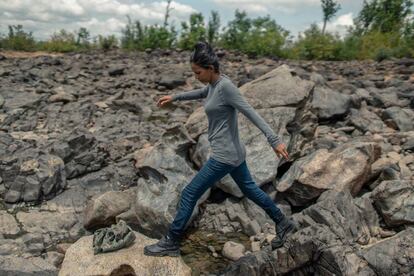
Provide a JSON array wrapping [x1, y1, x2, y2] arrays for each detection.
[[144, 42, 297, 257]]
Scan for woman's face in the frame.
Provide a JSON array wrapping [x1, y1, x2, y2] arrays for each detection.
[[191, 63, 213, 84]]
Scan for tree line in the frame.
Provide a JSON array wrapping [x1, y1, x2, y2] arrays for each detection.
[[0, 0, 413, 61]]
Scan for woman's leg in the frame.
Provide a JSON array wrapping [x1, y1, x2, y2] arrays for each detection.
[[167, 157, 235, 240], [230, 160, 285, 224]]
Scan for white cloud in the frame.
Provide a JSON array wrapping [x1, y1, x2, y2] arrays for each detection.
[[0, 0, 197, 39], [212, 0, 320, 14], [318, 12, 354, 37]]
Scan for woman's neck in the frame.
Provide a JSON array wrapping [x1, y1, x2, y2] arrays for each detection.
[[209, 72, 221, 85]]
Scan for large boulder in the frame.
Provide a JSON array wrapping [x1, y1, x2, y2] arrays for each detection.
[[83, 188, 136, 230], [133, 125, 210, 238], [311, 85, 352, 121], [0, 255, 57, 276], [360, 227, 414, 276], [371, 180, 414, 226], [382, 106, 414, 131], [59, 231, 192, 276], [1, 146, 67, 204], [277, 142, 381, 206]]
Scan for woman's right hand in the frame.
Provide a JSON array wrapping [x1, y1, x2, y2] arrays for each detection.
[[157, 95, 173, 108]]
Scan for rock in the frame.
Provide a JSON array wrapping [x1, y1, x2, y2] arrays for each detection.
[[157, 74, 186, 89], [0, 94, 4, 108], [223, 224, 375, 275], [45, 251, 65, 267], [0, 210, 20, 236], [360, 227, 414, 276], [222, 241, 246, 261], [311, 86, 352, 120], [369, 87, 408, 108], [402, 137, 414, 151], [16, 209, 80, 243], [59, 231, 191, 276], [349, 105, 387, 134], [108, 66, 125, 76], [371, 180, 414, 226], [83, 189, 136, 230], [133, 125, 208, 238], [239, 64, 314, 108], [0, 255, 58, 276], [277, 142, 381, 206], [382, 106, 414, 131], [246, 64, 272, 80], [300, 190, 378, 245], [49, 87, 76, 103], [1, 149, 67, 204]]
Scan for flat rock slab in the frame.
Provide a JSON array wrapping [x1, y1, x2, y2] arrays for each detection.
[[59, 231, 192, 276]]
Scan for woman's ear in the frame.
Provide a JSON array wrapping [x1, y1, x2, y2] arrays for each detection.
[[209, 65, 214, 71]]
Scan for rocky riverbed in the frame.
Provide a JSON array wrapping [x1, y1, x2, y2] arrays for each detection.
[[0, 49, 413, 275]]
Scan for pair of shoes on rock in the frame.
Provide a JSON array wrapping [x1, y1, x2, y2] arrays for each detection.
[[271, 216, 299, 250], [144, 234, 181, 257]]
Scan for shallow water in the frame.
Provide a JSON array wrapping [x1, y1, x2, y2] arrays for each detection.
[[181, 227, 251, 275]]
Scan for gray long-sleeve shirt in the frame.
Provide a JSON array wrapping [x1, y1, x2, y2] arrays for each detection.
[[172, 74, 282, 167]]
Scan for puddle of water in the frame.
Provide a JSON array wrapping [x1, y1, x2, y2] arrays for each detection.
[[180, 226, 251, 275]]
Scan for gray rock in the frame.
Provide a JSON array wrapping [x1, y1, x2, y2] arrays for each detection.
[[83, 189, 136, 230], [222, 241, 246, 261], [0, 211, 20, 237], [360, 227, 414, 276], [311, 86, 352, 120], [349, 105, 387, 134], [108, 66, 125, 76], [0, 255, 57, 276], [382, 106, 414, 131], [371, 180, 414, 226], [1, 149, 66, 204], [276, 142, 381, 206], [133, 125, 207, 238]]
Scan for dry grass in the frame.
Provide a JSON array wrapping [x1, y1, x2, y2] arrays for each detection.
[[0, 50, 64, 58]]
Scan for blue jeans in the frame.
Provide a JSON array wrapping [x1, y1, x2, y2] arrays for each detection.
[[167, 157, 285, 240]]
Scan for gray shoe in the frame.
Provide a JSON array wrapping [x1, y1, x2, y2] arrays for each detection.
[[143, 234, 181, 257], [271, 217, 298, 250]]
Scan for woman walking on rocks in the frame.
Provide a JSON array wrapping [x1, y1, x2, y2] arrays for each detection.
[[144, 41, 297, 257]]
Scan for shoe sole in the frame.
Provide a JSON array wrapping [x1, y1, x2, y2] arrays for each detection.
[[271, 222, 298, 249], [143, 247, 181, 257]]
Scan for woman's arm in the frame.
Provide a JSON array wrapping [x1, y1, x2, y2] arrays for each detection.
[[172, 86, 209, 102], [218, 81, 282, 149]]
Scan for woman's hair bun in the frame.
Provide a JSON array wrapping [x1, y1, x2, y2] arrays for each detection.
[[194, 41, 212, 53], [191, 41, 219, 72]]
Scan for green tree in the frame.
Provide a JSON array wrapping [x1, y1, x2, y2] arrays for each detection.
[[96, 34, 118, 50], [39, 29, 78, 52], [76, 27, 90, 48], [354, 0, 413, 34], [3, 25, 36, 51], [178, 13, 206, 50], [244, 16, 289, 57], [221, 10, 251, 50], [207, 10, 221, 45], [290, 23, 342, 60], [121, 16, 177, 50], [321, 0, 341, 34]]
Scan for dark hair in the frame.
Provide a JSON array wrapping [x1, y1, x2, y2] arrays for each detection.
[[190, 41, 220, 73]]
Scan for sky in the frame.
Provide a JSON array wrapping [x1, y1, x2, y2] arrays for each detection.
[[0, 0, 364, 41]]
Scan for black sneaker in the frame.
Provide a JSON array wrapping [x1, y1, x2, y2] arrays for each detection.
[[143, 234, 181, 257], [271, 217, 298, 250]]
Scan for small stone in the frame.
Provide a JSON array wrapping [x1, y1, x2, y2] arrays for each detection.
[[222, 241, 246, 261], [387, 151, 401, 162], [251, 241, 261, 252]]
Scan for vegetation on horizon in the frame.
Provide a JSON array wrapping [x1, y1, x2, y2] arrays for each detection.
[[0, 0, 413, 61]]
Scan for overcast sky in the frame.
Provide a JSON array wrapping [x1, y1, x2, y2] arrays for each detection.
[[0, 0, 363, 40]]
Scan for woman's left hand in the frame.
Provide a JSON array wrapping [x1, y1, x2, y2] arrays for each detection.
[[273, 143, 289, 160]]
